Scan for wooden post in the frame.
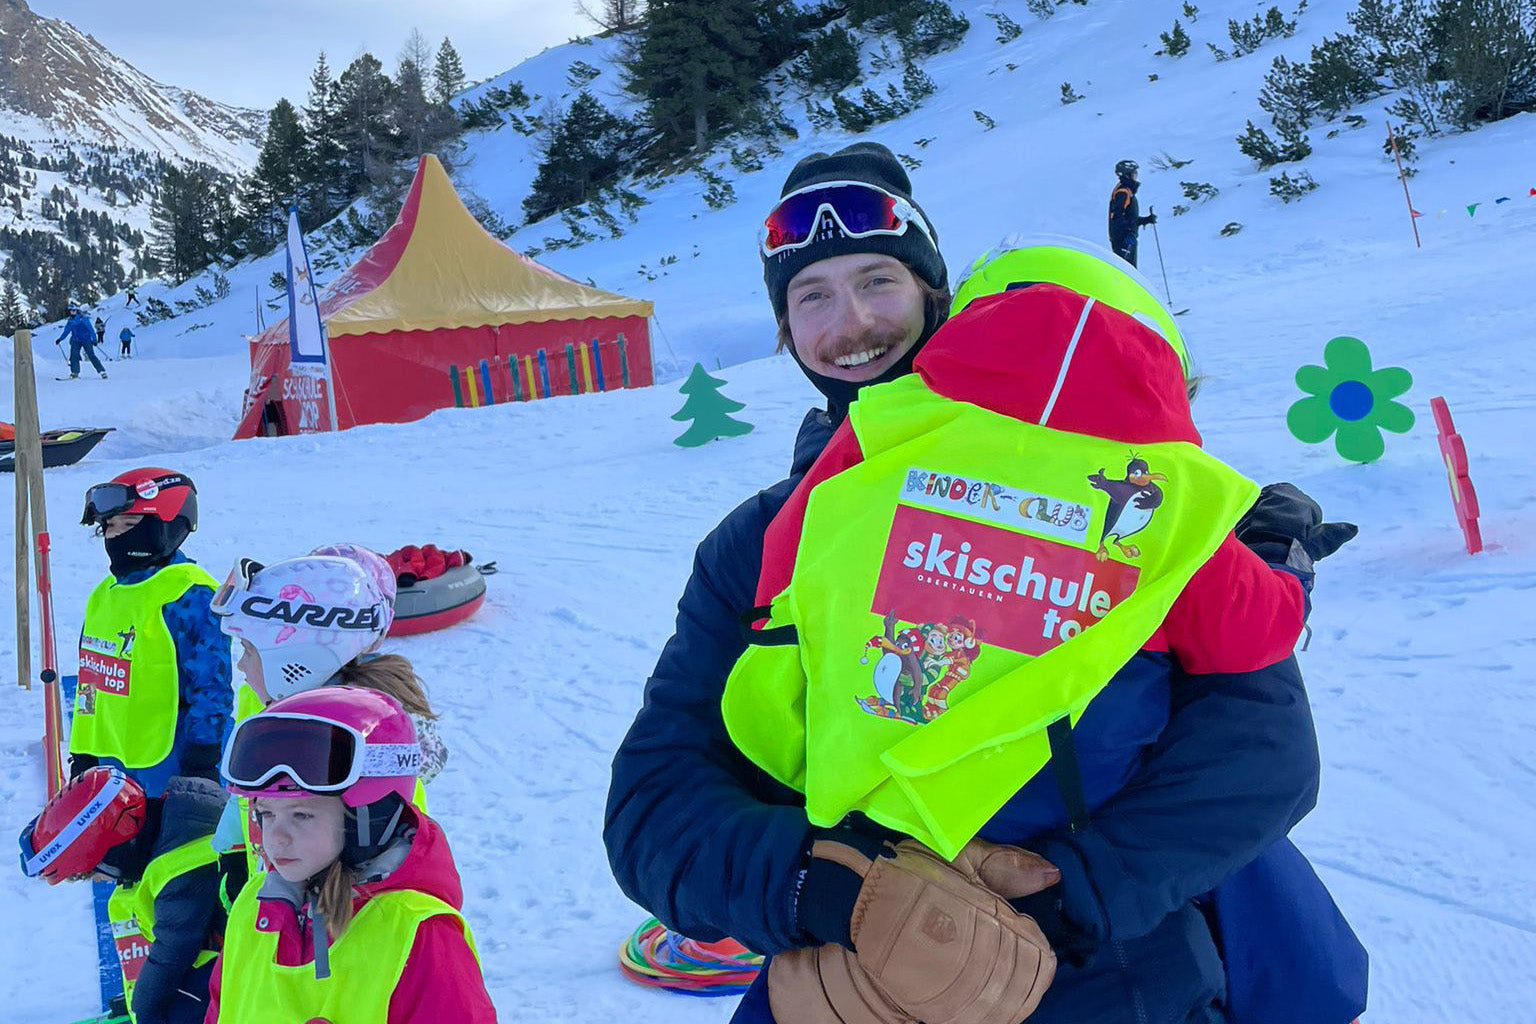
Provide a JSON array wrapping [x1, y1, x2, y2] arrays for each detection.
[[1386, 122, 1422, 249], [12, 329, 65, 794]]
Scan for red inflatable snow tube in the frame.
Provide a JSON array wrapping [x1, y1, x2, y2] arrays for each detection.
[[385, 544, 487, 636]]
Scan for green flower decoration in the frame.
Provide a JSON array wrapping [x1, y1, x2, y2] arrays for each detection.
[[1287, 336, 1415, 463]]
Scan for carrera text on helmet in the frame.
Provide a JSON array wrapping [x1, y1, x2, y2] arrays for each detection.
[[236, 596, 382, 630]]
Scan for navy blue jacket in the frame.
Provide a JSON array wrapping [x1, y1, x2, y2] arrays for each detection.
[[605, 409, 1325, 1024]]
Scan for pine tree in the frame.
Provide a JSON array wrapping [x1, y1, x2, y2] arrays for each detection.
[[672, 363, 753, 446], [242, 98, 308, 251], [396, 31, 437, 159], [623, 0, 775, 155], [524, 91, 633, 223], [576, 0, 648, 32], [0, 277, 26, 335], [301, 53, 347, 221], [432, 38, 466, 105], [333, 53, 399, 193], [150, 165, 236, 282]]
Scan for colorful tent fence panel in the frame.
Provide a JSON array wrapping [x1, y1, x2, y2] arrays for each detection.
[[446, 334, 643, 409], [537, 349, 553, 399], [592, 338, 608, 392]]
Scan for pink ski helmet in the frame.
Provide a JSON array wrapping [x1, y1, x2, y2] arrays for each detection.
[[309, 543, 397, 635], [212, 555, 388, 699], [223, 685, 420, 807]]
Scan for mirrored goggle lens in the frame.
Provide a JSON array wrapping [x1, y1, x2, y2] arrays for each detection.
[[225, 716, 359, 792], [210, 557, 266, 616], [80, 483, 135, 525], [763, 184, 904, 253]]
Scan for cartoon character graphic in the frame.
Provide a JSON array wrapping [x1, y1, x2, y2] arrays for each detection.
[[117, 626, 136, 657], [1089, 456, 1168, 561], [858, 613, 982, 724]]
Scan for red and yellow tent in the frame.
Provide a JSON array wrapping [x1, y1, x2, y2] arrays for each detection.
[[234, 154, 654, 438]]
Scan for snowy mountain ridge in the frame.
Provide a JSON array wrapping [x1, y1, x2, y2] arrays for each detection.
[[0, 0, 262, 172]]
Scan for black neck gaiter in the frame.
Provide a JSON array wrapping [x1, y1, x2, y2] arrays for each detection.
[[105, 516, 188, 576]]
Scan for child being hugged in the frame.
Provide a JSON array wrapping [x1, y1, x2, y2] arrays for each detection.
[[19, 768, 227, 1024], [207, 686, 497, 1023]]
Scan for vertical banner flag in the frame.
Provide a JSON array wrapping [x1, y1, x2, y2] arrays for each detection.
[[285, 208, 339, 431]]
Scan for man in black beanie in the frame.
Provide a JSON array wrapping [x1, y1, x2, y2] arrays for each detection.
[[606, 141, 1357, 1024], [760, 141, 950, 422]]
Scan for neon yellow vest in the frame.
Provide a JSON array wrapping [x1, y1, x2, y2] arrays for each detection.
[[722, 374, 1258, 858], [217, 880, 478, 1023], [107, 835, 221, 1019], [71, 563, 218, 767]]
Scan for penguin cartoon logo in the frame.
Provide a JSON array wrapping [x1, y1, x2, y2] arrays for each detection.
[[117, 626, 137, 658], [1088, 456, 1168, 561]]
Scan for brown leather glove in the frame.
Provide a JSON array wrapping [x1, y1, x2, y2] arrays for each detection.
[[769, 837, 1059, 1024]]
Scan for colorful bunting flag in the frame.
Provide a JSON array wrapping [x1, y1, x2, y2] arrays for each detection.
[[1466, 203, 1480, 217]]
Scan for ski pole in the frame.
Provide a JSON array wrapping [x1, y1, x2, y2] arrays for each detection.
[[1149, 209, 1173, 307]]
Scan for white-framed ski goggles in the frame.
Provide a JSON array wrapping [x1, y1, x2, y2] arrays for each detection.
[[211, 557, 265, 617], [761, 180, 934, 257], [223, 712, 421, 795]]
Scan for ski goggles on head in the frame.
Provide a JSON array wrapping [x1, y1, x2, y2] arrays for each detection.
[[223, 712, 421, 795], [761, 180, 933, 257], [210, 557, 266, 617], [80, 473, 194, 526]]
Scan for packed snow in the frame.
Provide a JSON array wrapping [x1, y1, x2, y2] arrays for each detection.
[[3, 1, 1534, 1021]]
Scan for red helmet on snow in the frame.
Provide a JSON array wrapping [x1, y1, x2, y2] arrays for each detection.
[[81, 466, 198, 530], [18, 768, 146, 884]]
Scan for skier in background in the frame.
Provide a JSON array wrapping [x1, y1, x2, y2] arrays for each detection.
[[120, 324, 135, 358], [125, 282, 140, 307], [56, 300, 107, 378], [1108, 159, 1156, 267]]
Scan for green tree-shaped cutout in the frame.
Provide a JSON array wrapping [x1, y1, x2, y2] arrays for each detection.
[[672, 363, 754, 447]]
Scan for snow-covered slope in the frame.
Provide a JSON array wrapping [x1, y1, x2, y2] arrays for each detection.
[[2, 2, 1534, 1021]]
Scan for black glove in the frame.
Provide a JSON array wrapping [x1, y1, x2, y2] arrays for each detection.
[[1235, 482, 1358, 573], [68, 753, 99, 779], [1141, 212, 1157, 225], [180, 742, 222, 782]]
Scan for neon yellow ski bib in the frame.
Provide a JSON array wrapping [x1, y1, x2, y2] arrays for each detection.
[[107, 835, 220, 1018], [217, 883, 478, 1024], [71, 563, 218, 768], [723, 374, 1258, 858]]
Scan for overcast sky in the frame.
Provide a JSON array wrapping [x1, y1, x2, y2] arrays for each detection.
[[37, 0, 593, 110]]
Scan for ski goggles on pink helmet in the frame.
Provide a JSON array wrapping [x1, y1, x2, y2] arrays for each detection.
[[223, 687, 420, 807], [761, 180, 934, 258]]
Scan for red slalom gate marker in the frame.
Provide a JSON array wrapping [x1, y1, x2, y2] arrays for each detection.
[[1430, 397, 1482, 555]]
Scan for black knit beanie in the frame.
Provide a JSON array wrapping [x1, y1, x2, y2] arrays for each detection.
[[762, 142, 947, 321]]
